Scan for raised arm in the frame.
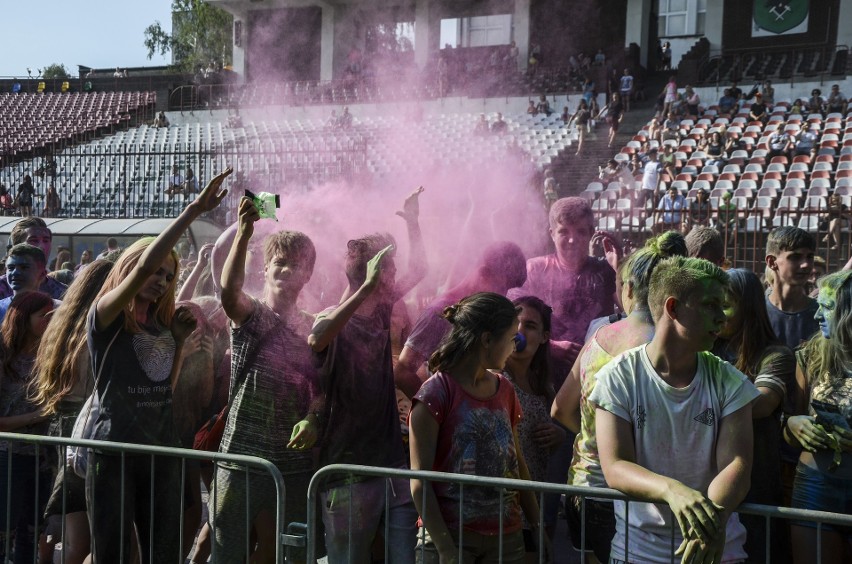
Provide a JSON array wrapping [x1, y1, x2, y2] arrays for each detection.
[[95, 168, 231, 331], [220, 197, 259, 326], [395, 345, 426, 400], [177, 243, 214, 302], [394, 187, 427, 300], [308, 245, 392, 352]]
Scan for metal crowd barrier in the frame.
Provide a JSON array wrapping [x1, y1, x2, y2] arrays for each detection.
[[307, 464, 852, 564], [0, 432, 290, 564], [3, 432, 851, 564]]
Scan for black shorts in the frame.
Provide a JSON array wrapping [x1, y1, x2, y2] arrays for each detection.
[[607, 116, 620, 132], [566, 495, 616, 563]]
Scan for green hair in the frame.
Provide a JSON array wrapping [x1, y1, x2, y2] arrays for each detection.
[[623, 231, 688, 312], [648, 256, 730, 321], [800, 269, 852, 387]]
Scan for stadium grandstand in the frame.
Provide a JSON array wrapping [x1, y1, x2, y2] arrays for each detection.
[[3, 1, 852, 564], [1, 1, 851, 267]]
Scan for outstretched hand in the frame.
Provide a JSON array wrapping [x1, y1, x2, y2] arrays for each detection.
[[396, 186, 424, 223], [193, 167, 232, 213], [365, 244, 394, 289], [590, 231, 623, 271], [237, 196, 260, 239]]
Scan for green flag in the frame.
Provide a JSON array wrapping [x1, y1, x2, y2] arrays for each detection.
[[753, 1, 809, 37]]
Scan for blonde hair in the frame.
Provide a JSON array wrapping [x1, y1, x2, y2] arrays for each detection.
[[96, 237, 179, 334], [32, 260, 114, 414], [799, 270, 852, 388]]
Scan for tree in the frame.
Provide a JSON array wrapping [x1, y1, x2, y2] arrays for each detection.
[[144, 0, 233, 72], [42, 63, 69, 80]]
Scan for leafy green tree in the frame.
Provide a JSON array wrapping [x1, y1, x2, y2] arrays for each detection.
[[144, 0, 233, 72], [42, 63, 69, 80]]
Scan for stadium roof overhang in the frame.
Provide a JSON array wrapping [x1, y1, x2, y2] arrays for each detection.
[[0, 217, 222, 245]]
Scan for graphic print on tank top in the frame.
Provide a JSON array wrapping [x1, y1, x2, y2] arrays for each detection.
[[132, 332, 176, 382]]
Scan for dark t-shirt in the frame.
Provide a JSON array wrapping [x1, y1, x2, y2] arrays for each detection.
[[511, 255, 616, 345], [765, 295, 819, 464], [220, 299, 318, 474], [315, 302, 405, 481], [87, 305, 179, 446], [17, 184, 33, 206], [0, 275, 67, 301], [607, 102, 623, 121], [765, 297, 819, 353], [712, 342, 794, 503], [403, 295, 456, 362]]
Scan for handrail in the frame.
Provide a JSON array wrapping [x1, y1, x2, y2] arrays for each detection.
[[0, 431, 289, 563], [306, 463, 852, 564]]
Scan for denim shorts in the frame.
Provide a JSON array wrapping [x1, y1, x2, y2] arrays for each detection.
[[566, 496, 615, 563], [790, 462, 852, 535]]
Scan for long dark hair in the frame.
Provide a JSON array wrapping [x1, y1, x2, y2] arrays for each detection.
[[428, 292, 519, 373], [1, 291, 53, 379], [512, 295, 554, 402], [722, 269, 780, 377]]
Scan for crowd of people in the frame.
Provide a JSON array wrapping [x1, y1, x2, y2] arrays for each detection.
[[0, 156, 846, 564]]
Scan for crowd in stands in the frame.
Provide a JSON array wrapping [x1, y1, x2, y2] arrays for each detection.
[[0, 146, 847, 564], [583, 78, 852, 268]]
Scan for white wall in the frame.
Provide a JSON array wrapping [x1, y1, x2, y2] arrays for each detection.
[[625, 0, 651, 66], [165, 93, 607, 125], [667, 37, 701, 69]]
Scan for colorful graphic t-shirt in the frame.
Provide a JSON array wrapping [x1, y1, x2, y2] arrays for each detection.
[[589, 346, 760, 563], [569, 334, 615, 488], [512, 255, 615, 345], [87, 305, 179, 446], [414, 371, 523, 535], [220, 299, 318, 474]]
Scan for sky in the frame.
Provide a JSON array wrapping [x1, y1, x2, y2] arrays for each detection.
[[0, 1, 174, 77]]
